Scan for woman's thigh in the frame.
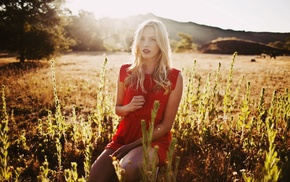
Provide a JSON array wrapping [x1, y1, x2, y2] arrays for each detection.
[[89, 148, 117, 182]]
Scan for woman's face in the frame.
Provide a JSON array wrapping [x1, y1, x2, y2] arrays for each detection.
[[139, 26, 160, 61]]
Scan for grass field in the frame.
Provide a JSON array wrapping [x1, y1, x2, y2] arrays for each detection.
[[1, 52, 290, 181]]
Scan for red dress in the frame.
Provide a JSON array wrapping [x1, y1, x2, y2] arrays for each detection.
[[106, 64, 180, 165]]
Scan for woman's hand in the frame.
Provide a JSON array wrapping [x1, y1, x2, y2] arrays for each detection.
[[126, 95, 145, 112], [115, 95, 145, 117], [111, 144, 133, 160]]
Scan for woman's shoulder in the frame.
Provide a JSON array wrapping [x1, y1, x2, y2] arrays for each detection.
[[120, 63, 131, 70], [120, 63, 132, 73], [168, 67, 181, 90], [119, 64, 132, 81], [168, 67, 181, 77]]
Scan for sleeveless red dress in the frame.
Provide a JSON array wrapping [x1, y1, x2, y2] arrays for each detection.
[[106, 64, 180, 165]]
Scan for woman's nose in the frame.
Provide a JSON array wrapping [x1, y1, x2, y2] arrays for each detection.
[[142, 39, 149, 46]]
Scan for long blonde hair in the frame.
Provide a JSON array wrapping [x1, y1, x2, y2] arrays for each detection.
[[124, 19, 172, 94]]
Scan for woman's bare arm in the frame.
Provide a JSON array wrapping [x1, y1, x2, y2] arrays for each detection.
[[152, 72, 183, 140]]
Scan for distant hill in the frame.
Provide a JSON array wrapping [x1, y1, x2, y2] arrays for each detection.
[[200, 38, 290, 55], [105, 13, 290, 55], [121, 13, 290, 44]]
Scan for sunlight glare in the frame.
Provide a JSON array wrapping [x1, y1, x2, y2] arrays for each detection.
[[64, 0, 290, 32], [65, 0, 154, 18]]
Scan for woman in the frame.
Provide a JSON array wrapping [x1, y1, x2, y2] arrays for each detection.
[[89, 19, 183, 182]]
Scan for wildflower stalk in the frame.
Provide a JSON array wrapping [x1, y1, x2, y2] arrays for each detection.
[[82, 117, 93, 180], [95, 58, 108, 126], [262, 118, 281, 181], [51, 59, 65, 171], [197, 72, 211, 128], [165, 138, 179, 182], [212, 62, 221, 99], [140, 100, 160, 182], [231, 75, 245, 111], [283, 88, 290, 129], [0, 85, 12, 181], [64, 162, 79, 182], [71, 106, 79, 146], [238, 81, 251, 142], [38, 156, 51, 182], [92, 58, 113, 141], [181, 60, 196, 114], [261, 89, 281, 181], [257, 88, 266, 122], [176, 60, 197, 132], [55, 137, 62, 171], [278, 88, 290, 126], [209, 62, 221, 130], [223, 52, 237, 121]]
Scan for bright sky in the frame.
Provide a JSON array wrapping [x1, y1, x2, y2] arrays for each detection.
[[64, 0, 290, 33]]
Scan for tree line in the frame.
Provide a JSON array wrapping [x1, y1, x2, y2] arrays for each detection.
[[0, 0, 103, 62], [1, 0, 289, 62], [0, 0, 198, 62]]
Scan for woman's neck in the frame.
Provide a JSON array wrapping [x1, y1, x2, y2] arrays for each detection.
[[143, 61, 157, 75]]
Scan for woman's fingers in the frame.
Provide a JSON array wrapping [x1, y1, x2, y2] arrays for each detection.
[[133, 95, 145, 103], [110, 146, 127, 160], [130, 95, 145, 109]]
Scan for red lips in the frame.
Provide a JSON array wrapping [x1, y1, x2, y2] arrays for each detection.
[[143, 49, 150, 53]]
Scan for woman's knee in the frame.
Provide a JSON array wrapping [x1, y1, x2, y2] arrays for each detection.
[[119, 146, 160, 181], [120, 162, 141, 182], [119, 147, 143, 181]]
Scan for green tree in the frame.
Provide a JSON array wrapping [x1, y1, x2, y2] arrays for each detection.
[[174, 32, 197, 52], [0, 0, 72, 62]]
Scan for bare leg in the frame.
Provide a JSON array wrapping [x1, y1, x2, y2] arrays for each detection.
[[119, 146, 159, 182], [88, 149, 118, 182]]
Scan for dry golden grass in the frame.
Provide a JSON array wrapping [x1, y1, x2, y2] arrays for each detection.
[[174, 53, 290, 101], [1, 51, 290, 122], [1, 52, 290, 181]]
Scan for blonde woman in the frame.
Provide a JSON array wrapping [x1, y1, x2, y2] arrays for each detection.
[[89, 19, 183, 182]]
